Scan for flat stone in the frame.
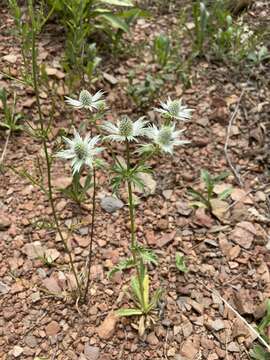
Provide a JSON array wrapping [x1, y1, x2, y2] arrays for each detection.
[[180, 339, 199, 359], [3, 308, 16, 320], [157, 231, 176, 247], [227, 342, 240, 352], [21, 241, 44, 259], [12, 346, 24, 358], [45, 321, 61, 336], [52, 176, 72, 189], [0, 212, 11, 229], [97, 312, 118, 340], [230, 221, 256, 249], [176, 201, 192, 216], [146, 332, 159, 345], [43, 276, 62, 293], [189, 299, 204, 315], [24, 335, 37, 348], [100, 196, 124, 213], [211, 319, 225, 331], [0, 281, 10, 294], [84, 343, 100, 360], [182, 320, 193, 338]]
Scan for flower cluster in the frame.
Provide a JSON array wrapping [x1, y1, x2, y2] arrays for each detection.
[[56, 129, 103, 174], [65, 89, 105, 111], [155, 97, 193, 121], [57, 90, 193, 173]]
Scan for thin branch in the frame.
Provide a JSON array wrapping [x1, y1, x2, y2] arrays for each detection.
[[224, 89, 245, 187], [199, 280, 270, 352]]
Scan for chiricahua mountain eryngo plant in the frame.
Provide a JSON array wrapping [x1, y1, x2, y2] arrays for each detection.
[[57, 89, 106, 303], [16, 1, 193, 313], [102, 96, 192, 335]]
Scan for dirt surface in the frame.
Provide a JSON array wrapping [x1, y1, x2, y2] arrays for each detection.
[[0, 1, 270, 359]]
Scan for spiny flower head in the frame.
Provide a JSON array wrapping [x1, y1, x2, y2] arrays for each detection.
[[102, 116, 148, 142], [56, 129, 103, 174], [65, 89, 105, 111], [144, 123, 190, 154], [155, 97, 193, 121]]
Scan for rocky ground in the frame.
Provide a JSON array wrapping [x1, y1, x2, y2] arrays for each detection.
[[0, 1, 270, 359]]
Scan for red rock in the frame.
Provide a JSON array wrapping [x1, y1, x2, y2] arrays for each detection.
[[145, 230, 156, 245], [43, 275, 62, 293], [45, 321, 61, 336], [84, 343, 100, 360], [97, 312, 118, 340], [146, 332, 159, 345], [157, 231, 176, 247], [230, 221, 256, 249], [180, 339, 199, 359], [194, 208, 213, 228]]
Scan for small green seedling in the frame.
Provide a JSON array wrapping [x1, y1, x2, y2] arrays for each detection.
[[153, 34, 171, 68], [250, 300, 270, 359], [175, 253, 188, 273], [38, 253, 55, 268], [60, 172, 92, 205], [116, 265, 163, 336], [188, 169, 232, 212], [248, 46, 270, 66], [0, 88, 22, 133]]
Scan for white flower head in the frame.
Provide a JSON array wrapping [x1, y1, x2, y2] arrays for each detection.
[[65, 89, 105, 111], [155, 97, 193, 121], [145, 123, 190, 154], [102, 115, 148, 142], [56, 129, 103, 174]]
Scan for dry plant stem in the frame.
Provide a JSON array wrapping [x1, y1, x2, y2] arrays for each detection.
[[83, 167, 96, 302], [30, 23, 82, 298], [199, 280, 270, 352], [125, 140, 146, 312], [224, 88, 245, 187], [0, 129, 10, 165]]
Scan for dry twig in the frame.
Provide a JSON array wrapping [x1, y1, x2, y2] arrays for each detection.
[[199, 280, 270, 352]]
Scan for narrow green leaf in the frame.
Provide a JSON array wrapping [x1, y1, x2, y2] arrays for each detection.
[[218, 187, 232, 200], [149, 288, 163, 311], [175, 253, 188, 273], [131, 275, 143, 305], [187, 187, 209, 207], [99, 0, 134, 6], [116, 308, 143, 317], [213, 171, 230, 183], [250, 345, 270, 360], [98, 13, 130, 32], [108, 258, 135, 278]]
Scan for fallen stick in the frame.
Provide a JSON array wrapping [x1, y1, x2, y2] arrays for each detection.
[[198, 280, 270, 352]]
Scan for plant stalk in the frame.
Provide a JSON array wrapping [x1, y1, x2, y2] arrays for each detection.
[[125, 140, 147, 313], [83, 166, 97, 302], [30, 9, 82, 299]]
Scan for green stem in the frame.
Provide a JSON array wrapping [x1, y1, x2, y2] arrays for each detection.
[[83, 166, 96, 302], [30, 7, 82, 299], [125, 140, 147, 313]]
